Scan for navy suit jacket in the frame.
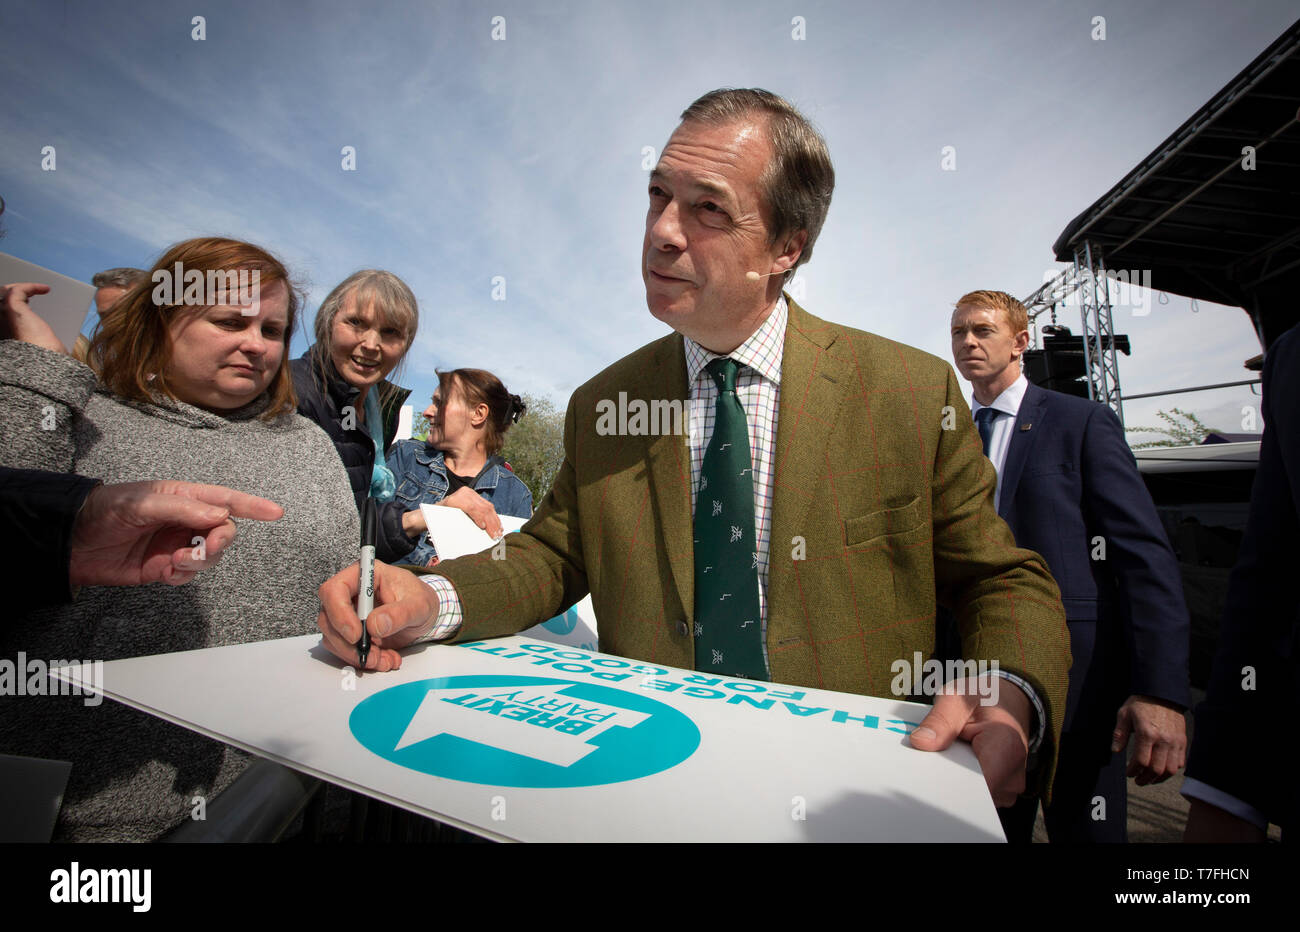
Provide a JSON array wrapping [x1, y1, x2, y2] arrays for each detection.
[[998, 381, 1190, 733], [1186, 325, 1300, 829]]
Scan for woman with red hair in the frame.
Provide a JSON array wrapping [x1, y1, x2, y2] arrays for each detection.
[[0, 237, 357, 841]]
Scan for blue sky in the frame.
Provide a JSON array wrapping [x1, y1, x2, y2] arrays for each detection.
[[2, 0, 1295, 438]]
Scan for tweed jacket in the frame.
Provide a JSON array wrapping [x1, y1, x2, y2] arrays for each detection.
[[431, 298, 1071, 787]]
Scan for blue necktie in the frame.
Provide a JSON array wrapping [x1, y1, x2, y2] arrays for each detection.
[[974, 407, 998, 458]]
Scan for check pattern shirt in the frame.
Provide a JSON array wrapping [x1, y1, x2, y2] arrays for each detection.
[[684, 296, 786, 669]]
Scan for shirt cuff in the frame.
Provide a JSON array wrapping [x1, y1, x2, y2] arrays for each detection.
[[1180, 778, 1269, 830], [417, 574, 462, 642], [991, 669, 1046, 755]]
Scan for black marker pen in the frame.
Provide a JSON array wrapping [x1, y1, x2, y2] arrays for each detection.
[[358, 497, 377, 668]]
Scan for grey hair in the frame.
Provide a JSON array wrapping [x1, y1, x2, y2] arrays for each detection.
[[312, 269, 420, 390], [92, 267, 146, 289], [679, 88, 835, 278]]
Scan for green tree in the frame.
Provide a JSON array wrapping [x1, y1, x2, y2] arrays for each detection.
[[411, 409, 430, 442], [1126, 407, 1218, 449], [500, 393, 565, 504]]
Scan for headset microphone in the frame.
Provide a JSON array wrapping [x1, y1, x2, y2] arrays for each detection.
[[745, 269, 787, 283]]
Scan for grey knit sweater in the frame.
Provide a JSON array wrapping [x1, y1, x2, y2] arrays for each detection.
[[0, 340, 358, 841]]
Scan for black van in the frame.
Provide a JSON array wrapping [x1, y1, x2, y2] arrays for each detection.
[[1135, 440, 1260, 689]]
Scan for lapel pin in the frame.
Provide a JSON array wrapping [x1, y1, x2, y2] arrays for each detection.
[[1020, 423, 1032, 431]]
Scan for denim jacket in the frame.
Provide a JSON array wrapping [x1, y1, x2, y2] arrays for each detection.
[[386, 439, 533, 566]]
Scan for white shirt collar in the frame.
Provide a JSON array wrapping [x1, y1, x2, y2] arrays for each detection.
[[684, 295, 787, 386], [971, 370, 1028, 419]]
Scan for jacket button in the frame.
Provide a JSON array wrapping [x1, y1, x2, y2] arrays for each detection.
[[676, 621, 689, 637]]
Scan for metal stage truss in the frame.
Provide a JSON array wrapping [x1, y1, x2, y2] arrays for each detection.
[[1019, 242, 1126, 426]]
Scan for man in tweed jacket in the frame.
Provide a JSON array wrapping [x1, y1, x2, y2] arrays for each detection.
[[318, 89, 1071, 805]]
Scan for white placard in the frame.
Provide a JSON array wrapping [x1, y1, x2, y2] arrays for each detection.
[[56, 635, 1004, 842], [0, 253, 96, 351]]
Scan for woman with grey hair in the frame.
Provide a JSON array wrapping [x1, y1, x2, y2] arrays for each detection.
[[291, 269, 425, 561]]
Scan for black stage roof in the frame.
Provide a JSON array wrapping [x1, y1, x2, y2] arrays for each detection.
[[1052, 19, 1300, 349]]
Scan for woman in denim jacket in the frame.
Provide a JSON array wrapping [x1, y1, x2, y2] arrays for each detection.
[[387, 368, 533, 566]]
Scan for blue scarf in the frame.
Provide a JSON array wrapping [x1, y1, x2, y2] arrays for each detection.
[[363, 387, 396, 502]]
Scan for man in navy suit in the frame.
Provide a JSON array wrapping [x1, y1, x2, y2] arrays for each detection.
[[1183, 323, 1300, 842], [949, 290, 1190, 843]]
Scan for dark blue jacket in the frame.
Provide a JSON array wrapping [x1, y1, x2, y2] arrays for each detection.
[[290, 345, 414, 561], [999, 381, 1190, 733], [1186, 324, 1300, 830], [386, 440, 533, 566]]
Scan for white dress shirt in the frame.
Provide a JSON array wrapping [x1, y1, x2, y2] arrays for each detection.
[[971, 371, 1028, 512]]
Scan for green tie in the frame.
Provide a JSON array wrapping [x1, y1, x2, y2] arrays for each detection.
[[693, 357, 767, 680]]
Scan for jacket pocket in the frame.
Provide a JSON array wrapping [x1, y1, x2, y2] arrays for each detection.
[[1061, 597, 1099, 621], [1024, 461, 1075, 478], [395, 477, 425, 505], [843, 497, 924, 547]]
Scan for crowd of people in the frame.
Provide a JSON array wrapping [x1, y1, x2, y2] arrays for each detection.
[[0, 235, 530, 840], [1, 86, 1292, 845]]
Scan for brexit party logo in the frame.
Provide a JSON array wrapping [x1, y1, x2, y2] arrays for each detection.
[[349, 675, 700, 787], [541, 607, 579, 636]]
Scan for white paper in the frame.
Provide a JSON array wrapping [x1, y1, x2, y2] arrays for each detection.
[[0, 253, 96, 352], [395, 405, 414, 442], [420, 504, 526, 559], [55, 635, 1004, 842], [418, 505, 599, 648]]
